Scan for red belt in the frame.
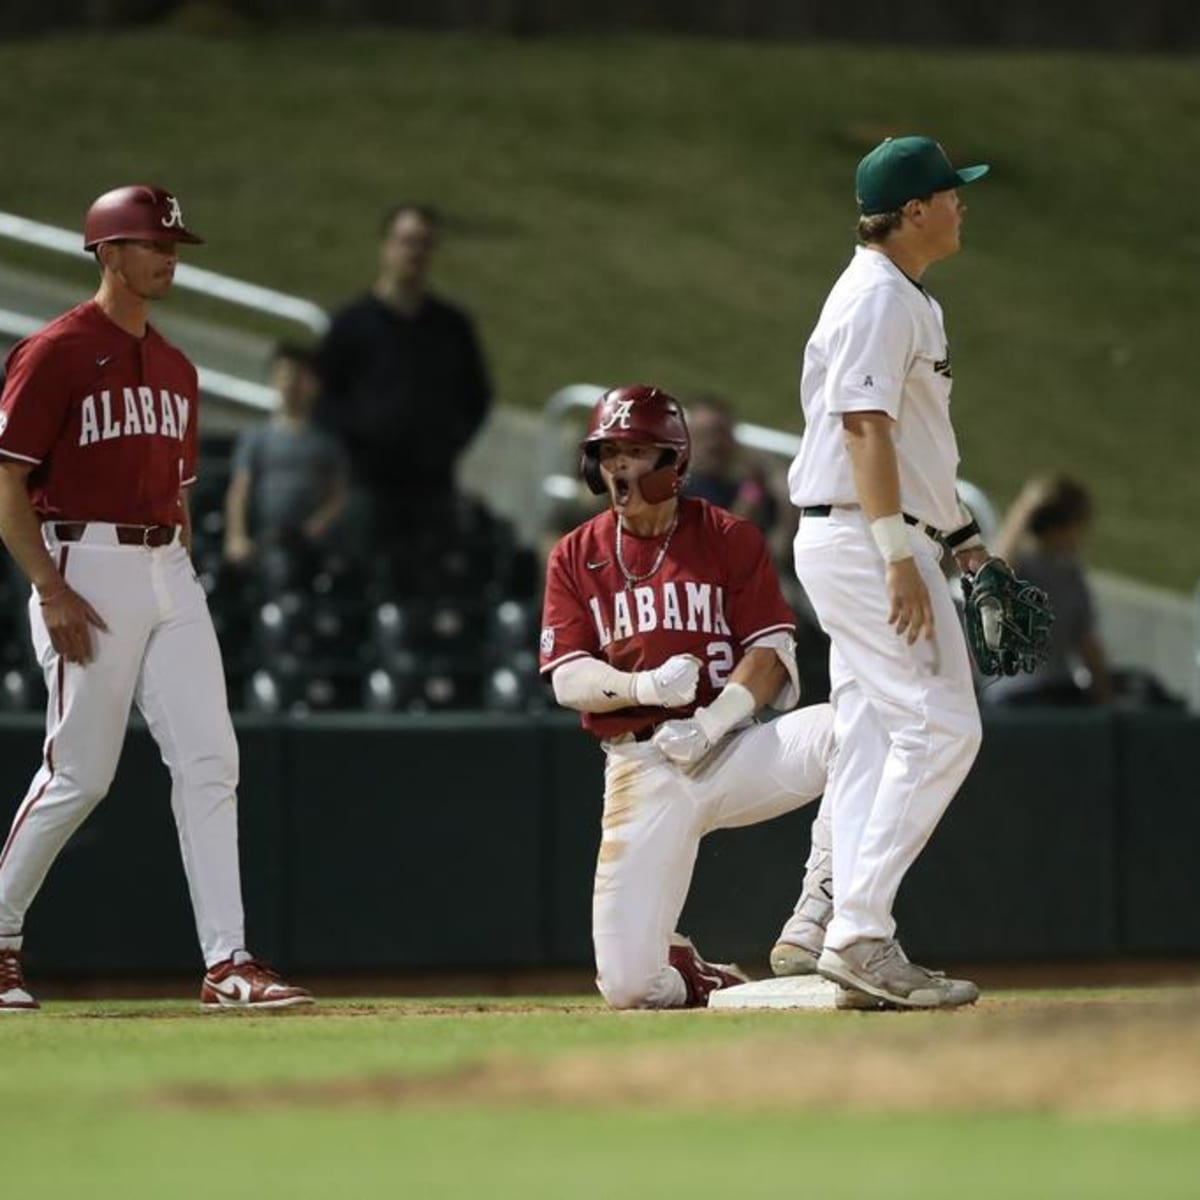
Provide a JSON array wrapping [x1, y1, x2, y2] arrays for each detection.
[[54, 522, 176, 547]]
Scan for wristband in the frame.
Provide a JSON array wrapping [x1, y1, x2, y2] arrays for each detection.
[[35, 582, 67, 606], [944, 518, 984, 552], [692, 682, 756, 744], [870, 514, 912, 563]]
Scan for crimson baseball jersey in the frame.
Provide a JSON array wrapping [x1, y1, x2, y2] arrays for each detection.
[[540, 497, 796, 739], [0, 300, 198, 525]]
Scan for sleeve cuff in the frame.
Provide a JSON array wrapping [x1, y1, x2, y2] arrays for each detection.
[[539, 649, 592, 676]]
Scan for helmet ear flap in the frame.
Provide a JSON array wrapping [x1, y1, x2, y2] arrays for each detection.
[[580, 446, 606, 495]]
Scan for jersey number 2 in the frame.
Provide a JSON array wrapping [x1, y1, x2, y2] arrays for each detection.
[[705, 641, 734, 688]]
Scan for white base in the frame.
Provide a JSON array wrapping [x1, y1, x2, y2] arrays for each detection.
[[708, 976, 859, 1011]]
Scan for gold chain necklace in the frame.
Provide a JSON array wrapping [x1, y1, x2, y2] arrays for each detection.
[[615, 509, 679, 591]]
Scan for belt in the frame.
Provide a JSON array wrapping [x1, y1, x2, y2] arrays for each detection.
[[54, 522, 177, 547], [798, 505, 941, 543]]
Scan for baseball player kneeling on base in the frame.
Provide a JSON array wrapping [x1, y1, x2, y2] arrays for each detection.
[[540, 385, 838, 1009], [0, 186, 310, 1011]]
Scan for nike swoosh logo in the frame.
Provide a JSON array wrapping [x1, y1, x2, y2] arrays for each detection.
[[586, 560, 609, 570], [207, 979, 247, 998], [96, 354, 113, 367], [207, 976, 250, 1002]]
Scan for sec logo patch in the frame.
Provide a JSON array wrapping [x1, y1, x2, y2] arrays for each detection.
[[540, 627, 555, 656]]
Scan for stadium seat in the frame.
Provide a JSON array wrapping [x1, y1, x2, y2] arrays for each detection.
[[409, 662, 485, 712], [253, 592, 311, 660], [482, 658, 546, 713], [371, 599, 489, 661], [361, 666, 418, 712], [0, 666, 45, 713], [487, 598, 539, 654], [243, 661, 363, 715]]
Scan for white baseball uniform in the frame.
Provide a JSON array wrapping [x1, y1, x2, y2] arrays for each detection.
[[0, 301, 245, 968], [788, 246, 982, 951], [541, 497, 835, 1008]]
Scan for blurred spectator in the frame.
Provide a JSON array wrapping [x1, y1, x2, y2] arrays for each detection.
[[984, 474, 1111, 707], [224, 343, 348, 567], [682, 393, 780, 536], [315, 203, 492, 541]]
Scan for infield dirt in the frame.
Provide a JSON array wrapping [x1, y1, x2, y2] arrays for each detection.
[[156, 987, 1200, 1118]]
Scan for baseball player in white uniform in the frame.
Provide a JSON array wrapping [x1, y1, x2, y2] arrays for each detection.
[[787, 137, 994, 1008], [541, 386, 845, 1009], [0, 185, 310, 1011]]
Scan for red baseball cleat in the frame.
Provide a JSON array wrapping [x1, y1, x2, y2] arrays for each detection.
[[201, 951, 313, 1010], [668, 934, 751, 1007], [0, 948, 39, 1012]]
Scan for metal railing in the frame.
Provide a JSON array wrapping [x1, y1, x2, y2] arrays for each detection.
[[0, 211, 331, 411], [0, 211, 329, 336]]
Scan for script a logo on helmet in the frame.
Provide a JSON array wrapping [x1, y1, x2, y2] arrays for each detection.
[[161, 196, 186, 230], [597, 399, 634, 433]]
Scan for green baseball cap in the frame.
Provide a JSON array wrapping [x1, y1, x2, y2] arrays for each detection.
[[855, 136, 989, 216]]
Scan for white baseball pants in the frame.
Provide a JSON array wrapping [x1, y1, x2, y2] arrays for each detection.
[[593, 704, 835, 1009], [793, 508, 981, 951], [0, 524, 244, 968]]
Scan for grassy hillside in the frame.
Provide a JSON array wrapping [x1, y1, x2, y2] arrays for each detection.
[[0, 29, 1197, 586]]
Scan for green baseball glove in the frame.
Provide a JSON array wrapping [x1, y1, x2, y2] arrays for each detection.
[[960, 559, 1055, 677]]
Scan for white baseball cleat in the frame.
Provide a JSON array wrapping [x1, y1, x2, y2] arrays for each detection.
[[201, 950, 313, 1010], [818, 938, 979, 1010], [770, 940, 821, 977], [0, 948, 39, 1012]]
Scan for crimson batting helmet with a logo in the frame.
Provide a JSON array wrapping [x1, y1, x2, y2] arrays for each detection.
[[580, 385, 691, 505], [83, 185, 205, 251]]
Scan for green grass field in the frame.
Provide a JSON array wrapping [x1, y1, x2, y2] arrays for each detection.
[[5, 989, 1200, 1199], [0, 28, 1197, 587]]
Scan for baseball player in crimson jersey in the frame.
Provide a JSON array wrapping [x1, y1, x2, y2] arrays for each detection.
[[540, 385, 841, 1009], [788, 137, 993, 1009], [0, 185, 310, 1011]]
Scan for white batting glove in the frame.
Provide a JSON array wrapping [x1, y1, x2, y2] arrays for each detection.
[[633, 654, 701, 709], [652, 718, 713, 771], [653, 682, 757, 771]]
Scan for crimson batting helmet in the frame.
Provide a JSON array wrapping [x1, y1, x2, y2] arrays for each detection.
[[83, 185, 205, 251], [580, 385, 691, 505]]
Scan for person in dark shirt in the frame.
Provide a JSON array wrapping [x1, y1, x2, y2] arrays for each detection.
[[315, 204, 492, 537]]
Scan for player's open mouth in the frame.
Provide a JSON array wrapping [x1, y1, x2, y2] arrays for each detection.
[[612, 477, 632, 507]]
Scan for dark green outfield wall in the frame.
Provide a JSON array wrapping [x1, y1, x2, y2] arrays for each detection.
[[0, 710, 1195, 976]]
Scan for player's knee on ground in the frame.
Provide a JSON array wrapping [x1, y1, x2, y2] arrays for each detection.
[[597, 959, 679, 1010]]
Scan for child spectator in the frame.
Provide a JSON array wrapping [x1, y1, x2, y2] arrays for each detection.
[[224, 344, 348, 566]]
